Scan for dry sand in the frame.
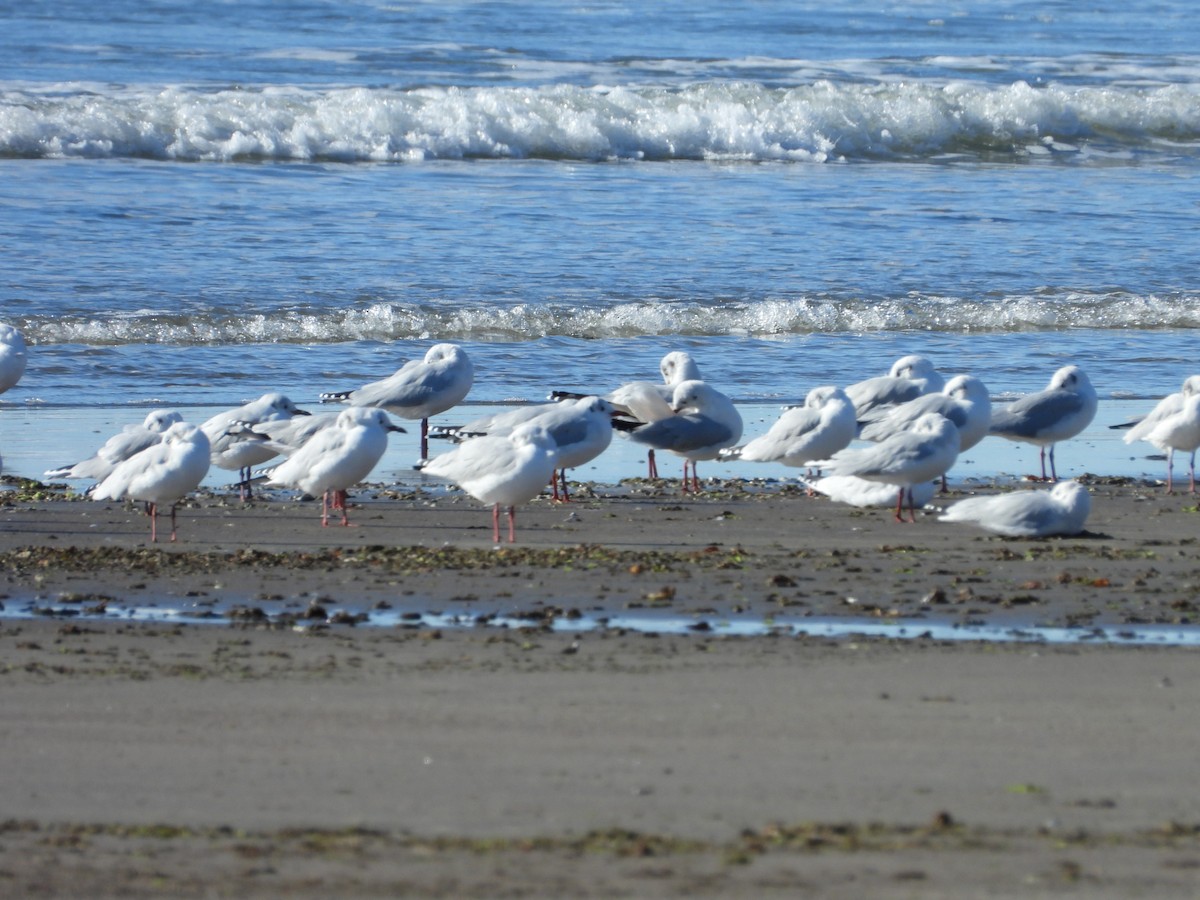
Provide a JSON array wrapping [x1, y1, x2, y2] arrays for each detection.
[[1, 475, 1199, 897]]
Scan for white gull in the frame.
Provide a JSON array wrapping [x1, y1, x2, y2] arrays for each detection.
[[719, 386, 855, 471], [939, 481, 1092, 537], [46, 409, 184, 482], [90, 422, 212, 543], [0, 323, 28, 395], [421, 422, 559, 543], [432, 396, 615, 501], [264, 407, 405, 527], [814, 412, 961, 522]]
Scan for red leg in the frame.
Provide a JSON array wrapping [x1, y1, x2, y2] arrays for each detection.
[[548, 471, 560, 502], [681, 460, 692, 494], [321, 491, 330, 526], [148, 502, 158, 542], [893, 488, 905, 523], [492, 503, 501, 543], [170, 503, 179, 542], [507, 505, 517, 543]]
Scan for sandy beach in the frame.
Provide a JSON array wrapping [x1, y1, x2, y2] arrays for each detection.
[[2, 475, 1199, 897]]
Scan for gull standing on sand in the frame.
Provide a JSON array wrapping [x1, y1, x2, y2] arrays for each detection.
[[420, 422, 559, 543], [988, 365, 1098, 482], [264, 407, 405, 527], [1127, 391, 1200, 494], [432, 396, 615, 501], [202, 392, 311, 500], [845, 354, 944, 421], [90, 422, 212, 543], [625, 380, 743, 493], [0, 323, 28, 395], [1117, 375, 1200, 494], [320, 343, 474, 463], [814, 412, 961, 522], [939, 481, 1092, 537], [45, 409, 184, 482], [719, 385, 856, 472], [553, 350, 701, 478]]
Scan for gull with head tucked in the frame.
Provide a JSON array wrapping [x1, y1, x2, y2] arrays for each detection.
[[0, 323, 28, 396], [421, 422, 559, 543], [814, 412, 961, 522], [845, 354, 944, 421], [431, 395, 616, 502], [1117, 375, 1200, 494], [90, 422, 211, 543], [264, 407, 405, 527], [939, 481, 1091, 537], [46, 409, 185, 483], [320, 343, 474, 463], [719, 385, 855, 475]]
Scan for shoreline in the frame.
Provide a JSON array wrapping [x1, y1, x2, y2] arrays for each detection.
[[2, 478, 1200, 896]]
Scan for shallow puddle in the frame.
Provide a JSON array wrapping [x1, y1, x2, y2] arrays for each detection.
[[7, 598, 1200, 647]]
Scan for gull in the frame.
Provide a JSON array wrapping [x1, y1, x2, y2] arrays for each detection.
[[1126, 391, 1200, 494], [552, 350, 701, 478], [420, 423, 559, 543], [320, 343, 474, 462], [90, 422, 212, 543], [264, 407, 405, 526], [813, 412, 961, 522], [0, 323, 28, 395], [938, 481, 1092, 537], [625, 380, 743, 493], [719, 386, 855, 475], [845, 355, 944, 421], [243, 410, 341, 455], [800, 474, 937, 509], [1112, 376, 1200, 437], [201, 393, 311, 500], [1116, 376, 1200, 494], [858, 375, 991, 490], [45, 409, 184, 482], [988, 365, 1098, 482], [432, 396, 615, 501], [859, 375, 991, 451]]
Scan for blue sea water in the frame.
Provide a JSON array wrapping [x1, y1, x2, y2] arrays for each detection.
[[1, 0, 1198, 485]]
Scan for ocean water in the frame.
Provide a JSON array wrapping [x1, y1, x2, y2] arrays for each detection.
[[1, 0, 1198, 486]]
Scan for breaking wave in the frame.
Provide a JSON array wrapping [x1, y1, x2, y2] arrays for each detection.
[[17, 291, 1200, 346], [3, 80, 1199, 163]]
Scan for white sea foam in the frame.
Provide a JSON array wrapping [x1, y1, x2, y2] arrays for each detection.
[[2, 81, 1197, 163], [18, 291, 1200, 346]]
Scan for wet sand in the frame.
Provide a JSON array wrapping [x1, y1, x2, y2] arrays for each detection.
[[1, 476, 1199, 897]]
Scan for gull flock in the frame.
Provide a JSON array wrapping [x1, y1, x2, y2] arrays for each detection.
[[3, 323, 1199, 544]]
